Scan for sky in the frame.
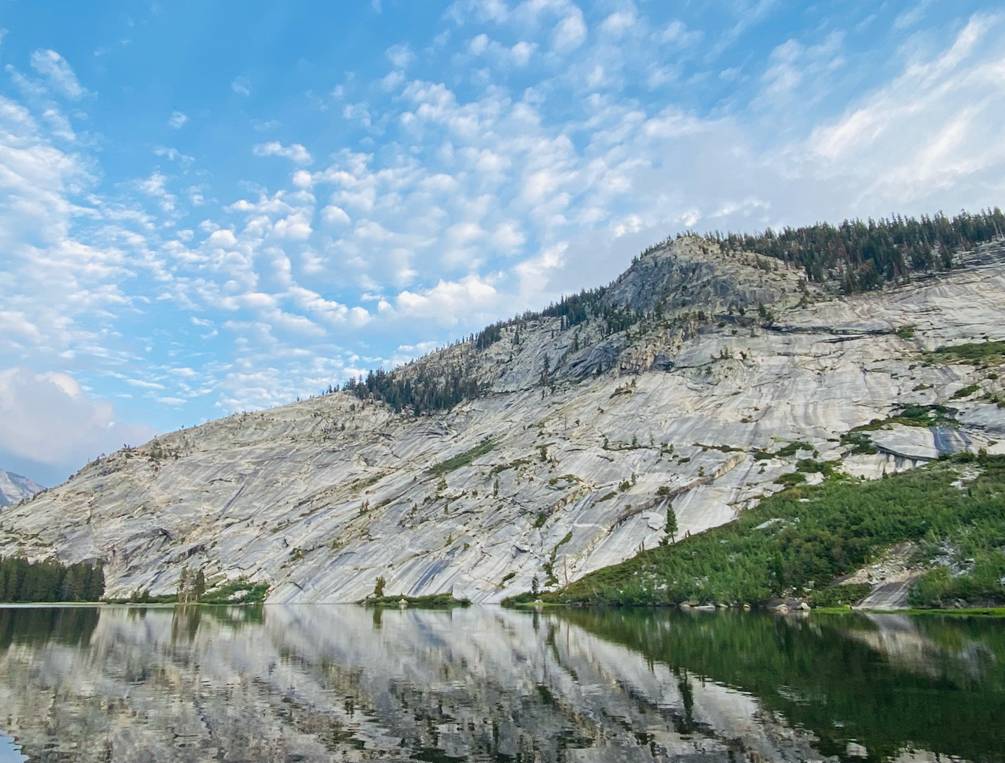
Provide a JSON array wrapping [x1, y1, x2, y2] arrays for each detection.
[[1, 0, 1003, 484]]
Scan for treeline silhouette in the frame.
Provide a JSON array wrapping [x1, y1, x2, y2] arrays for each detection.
[[339, 210, 1004, 413], [712, 209, 1004, 291], [343, 364, 483, 415], [0, 556, 105, 602]]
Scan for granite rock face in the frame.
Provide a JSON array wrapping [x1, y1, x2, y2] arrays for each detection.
[[1, 238, 1004, 602]]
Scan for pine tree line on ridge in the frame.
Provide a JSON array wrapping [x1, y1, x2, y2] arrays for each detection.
[[341, 209, 1004, 414]]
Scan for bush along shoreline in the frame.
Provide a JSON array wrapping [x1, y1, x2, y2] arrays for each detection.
[[504, 454, 1005, 612], [358, 576, 470, 608]]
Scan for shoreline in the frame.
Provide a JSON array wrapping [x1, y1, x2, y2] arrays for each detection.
[[3, 601, 1003, 617]]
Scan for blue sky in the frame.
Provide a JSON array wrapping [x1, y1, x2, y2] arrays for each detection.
[[1, 0, 1003, 483]]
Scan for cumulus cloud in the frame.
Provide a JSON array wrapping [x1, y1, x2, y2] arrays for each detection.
[[552, 8, 587, 52], [394, 275, 499, 324], [0, 368, 154, 482], [252, 141, 313, 165]]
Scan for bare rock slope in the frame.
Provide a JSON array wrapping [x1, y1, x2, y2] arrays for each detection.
[[2, 237, 1004, 602]]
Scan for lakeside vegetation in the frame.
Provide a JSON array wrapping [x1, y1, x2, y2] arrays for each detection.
[[360, 576, 469, 608], [0, 557, 105, 603], [361, 594, 471, 609], [104, 576, 269, 606], [361, 595, 470, 611], [509, 454, 1005, 609]]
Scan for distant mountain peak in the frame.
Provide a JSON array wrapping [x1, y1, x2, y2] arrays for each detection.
[[0, 470, 44, 508]]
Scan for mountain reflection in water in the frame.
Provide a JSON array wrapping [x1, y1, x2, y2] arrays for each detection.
[[0, 605, 1002, 762]]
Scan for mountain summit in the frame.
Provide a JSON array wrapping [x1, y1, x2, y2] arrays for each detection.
[[2, 217, 1004, 604], [0, 470, 43, 509]]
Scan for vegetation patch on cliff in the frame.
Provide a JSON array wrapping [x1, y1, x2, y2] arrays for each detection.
[[426, 438, 495, 476], [925, 340, 1005, 366], [514, 454, 1005, 608]]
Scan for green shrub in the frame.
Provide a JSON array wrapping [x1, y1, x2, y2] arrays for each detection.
[[951, 384, 980, 400], [775, 471, 807, 487]]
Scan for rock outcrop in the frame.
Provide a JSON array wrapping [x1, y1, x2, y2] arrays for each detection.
[[1, 237, 1004, 602]]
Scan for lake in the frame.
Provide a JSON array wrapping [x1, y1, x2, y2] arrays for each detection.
[[0, 605, 1002, 762]]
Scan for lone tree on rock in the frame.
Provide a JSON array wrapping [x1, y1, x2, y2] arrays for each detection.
[[664, 505, 678, 545]]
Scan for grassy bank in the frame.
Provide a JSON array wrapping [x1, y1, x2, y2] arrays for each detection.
[[513, 454, 1005, 608], [360, 593, 471, 608]]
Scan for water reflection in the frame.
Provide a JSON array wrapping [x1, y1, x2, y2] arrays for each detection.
[[0, 605, 1002, 762]]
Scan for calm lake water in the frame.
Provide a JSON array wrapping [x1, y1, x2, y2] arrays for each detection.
[[0, 606, 1003, 762]]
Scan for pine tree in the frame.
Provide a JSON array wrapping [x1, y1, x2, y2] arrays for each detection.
[[665, 505, 678, 544]]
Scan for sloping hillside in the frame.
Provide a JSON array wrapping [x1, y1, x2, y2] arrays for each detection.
[[1, 235, 1004, 603]]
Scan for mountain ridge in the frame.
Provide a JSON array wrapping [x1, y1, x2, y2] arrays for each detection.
[[2, 225, 1004, 604]]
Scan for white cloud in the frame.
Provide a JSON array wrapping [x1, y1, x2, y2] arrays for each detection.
[[760, 32, 844, 107], [661, 20, 702, 47], [138, 171, 177, 213], [29, 49, 84, 99], [252, 141, 313, 165], [469, 33, 490, 55], [231, 76, 252, 96], [207, 229, 238, 248], [805, 13, 1005, 208], [466, 34, 536, 67], [510, 41, 536, 66], [386, 43, 414, 69], [153, 145, 194, 165], [168, 110, 189, 129], [394, 275, 499, 323], [273, 211, 313, 240], [599, 9, 636, 37], [321, 204, 351, 226], [894, 0, 933, 30], [0, 368, 154, 480], [552, 9, 587, 52]]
